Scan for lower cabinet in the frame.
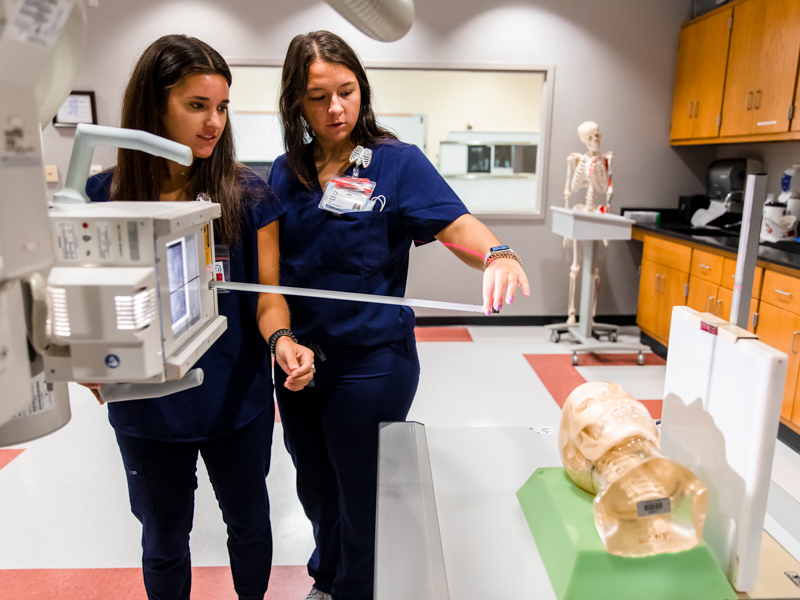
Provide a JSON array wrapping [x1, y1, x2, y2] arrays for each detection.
[[636, 232, 800, 430], [752, 302, 800, 422], [637, 237, 691, 345]]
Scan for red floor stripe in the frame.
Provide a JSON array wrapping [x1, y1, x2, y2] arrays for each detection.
[[525, 353, 665, 419], [0, 565, 312, 600], [0, 448, 24, 471], [414, 326, 473, 342]]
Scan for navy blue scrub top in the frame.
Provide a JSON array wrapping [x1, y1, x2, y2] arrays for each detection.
[[86, 169, 284, 442], [268, 139, 470, 347]]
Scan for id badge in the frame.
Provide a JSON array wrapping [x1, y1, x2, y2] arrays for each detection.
[[319, 175, 376, 214]]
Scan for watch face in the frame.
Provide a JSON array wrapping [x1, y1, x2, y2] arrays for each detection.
[[490, 245, 509, 253]]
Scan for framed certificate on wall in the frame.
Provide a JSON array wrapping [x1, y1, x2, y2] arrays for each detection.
[[53, 91, 97, 127]]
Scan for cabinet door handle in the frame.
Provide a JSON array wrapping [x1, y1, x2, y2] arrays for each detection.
[[706, 296, 715, 312], [792, 331, 799, 354], [688, 102, 694, 118], [693, 100, 699, 118], [747, 91, 754, 110], [775, 288, 792, 298], [715, 299, 722, 316], [698, 263, 711, 270], [754, 90, 762, 110]]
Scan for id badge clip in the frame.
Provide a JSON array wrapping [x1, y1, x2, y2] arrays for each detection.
[[319, 175, 379, 214]]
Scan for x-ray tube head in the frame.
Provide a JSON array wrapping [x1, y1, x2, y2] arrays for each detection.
[[42, 201, 227, 384]]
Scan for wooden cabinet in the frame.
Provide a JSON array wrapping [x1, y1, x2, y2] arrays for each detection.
[[714, 257, 762, 329], [720, 0, 800, 137], [670, 0, 800, 144], [670, 7, 733, 141], [753, 300, 800, 422], [686, 248, 725, 313], [636, 231, 800, 429], [637, 237, 691, 344], [741, 269, 800, 426]]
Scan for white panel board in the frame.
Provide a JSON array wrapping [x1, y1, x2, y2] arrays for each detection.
[[377, 114, 427, 151], [230, 111, 284, 163], [660, 306, 787, 592]]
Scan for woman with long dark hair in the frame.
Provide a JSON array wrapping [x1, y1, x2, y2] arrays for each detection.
[[270, 31, 530, 600], [85, 34, 314, 600]]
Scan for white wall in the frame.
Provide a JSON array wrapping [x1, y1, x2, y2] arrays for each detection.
[[42, 0, 709, 317]]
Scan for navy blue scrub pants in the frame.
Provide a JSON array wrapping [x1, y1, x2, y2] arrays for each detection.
[[274, 337, 420, 600], [114, 406, 274, 600]]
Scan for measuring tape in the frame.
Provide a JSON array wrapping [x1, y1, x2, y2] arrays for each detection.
[[211, 281, 485, 314]]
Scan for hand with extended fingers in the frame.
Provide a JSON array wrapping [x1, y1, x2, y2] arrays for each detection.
[[483, 257, 530, 315]]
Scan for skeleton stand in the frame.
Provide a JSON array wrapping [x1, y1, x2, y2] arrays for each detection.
[[545, 207, 648, 366]]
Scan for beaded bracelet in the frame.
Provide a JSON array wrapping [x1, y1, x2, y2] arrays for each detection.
[[268, 328, 297, 356], [484, 249, 523, 270]]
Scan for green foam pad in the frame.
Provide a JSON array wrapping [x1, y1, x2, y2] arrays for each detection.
[[516, 467, 736, 600]]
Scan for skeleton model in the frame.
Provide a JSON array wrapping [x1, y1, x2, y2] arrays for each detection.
[[559, 381, 708, 557], [563, 121, 613, 323]]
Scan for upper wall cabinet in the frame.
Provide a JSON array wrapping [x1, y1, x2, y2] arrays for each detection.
[[669, 7, 733, 142], [671, 0, 800, 145], [720, 0, 800, 137]]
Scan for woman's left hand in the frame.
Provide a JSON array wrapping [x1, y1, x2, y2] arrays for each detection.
[[483, 258, 530, 315], [275, 338, 316, 391]]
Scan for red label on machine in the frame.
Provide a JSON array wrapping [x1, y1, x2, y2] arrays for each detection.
[[700, 321, 718, 335]]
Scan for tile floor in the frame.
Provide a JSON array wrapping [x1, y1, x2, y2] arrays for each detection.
[[0, 325, 798, 599]]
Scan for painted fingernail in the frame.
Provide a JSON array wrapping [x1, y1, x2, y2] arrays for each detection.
[[485, 309, 492, 316]]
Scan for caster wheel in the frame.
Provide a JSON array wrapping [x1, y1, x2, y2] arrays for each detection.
[[609, 331, 618, 343], [637, 352, 644, 366], [572, 353, 579, 367], [551, 331, 560, 343]]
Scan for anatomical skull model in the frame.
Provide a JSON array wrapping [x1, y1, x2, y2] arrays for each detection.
[[559, 381, 708, 557], [563, 122, 614, 323]]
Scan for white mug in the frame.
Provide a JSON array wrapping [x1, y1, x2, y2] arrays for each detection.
[[763, 204, 786, 221]]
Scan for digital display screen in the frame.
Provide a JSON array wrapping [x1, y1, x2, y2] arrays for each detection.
[[166, 234, 201, 340]]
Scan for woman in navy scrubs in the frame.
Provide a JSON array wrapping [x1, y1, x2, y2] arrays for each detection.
[[269, 31, 530, 600], [84, 35, 314, 600]]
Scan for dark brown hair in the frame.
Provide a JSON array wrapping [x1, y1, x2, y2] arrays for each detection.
[[111, 34, 243, 245], [279, 30, 396, 189]]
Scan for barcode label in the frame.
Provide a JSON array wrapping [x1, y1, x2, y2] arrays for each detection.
[[97, 221, 112, 260], [11, 372, 55, 420], [637, 497, 671, 517], [57, 221, 78, 260], [127, 221, 140, 261], [10, 0, 72, 48]]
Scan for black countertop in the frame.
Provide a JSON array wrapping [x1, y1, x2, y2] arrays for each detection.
[[633, 222, 800, 272]]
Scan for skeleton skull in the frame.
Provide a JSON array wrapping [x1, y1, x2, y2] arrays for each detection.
[[559, 381, 659, 494], [577, 121, 601, 153]]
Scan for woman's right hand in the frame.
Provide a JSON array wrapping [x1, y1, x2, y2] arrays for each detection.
[[78, 383, 105, 405]]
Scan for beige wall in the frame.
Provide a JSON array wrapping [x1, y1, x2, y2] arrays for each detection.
[[41, 0, 715, 317]]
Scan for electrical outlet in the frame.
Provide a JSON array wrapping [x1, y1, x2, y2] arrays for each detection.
[[89, 164, 103, 176], [45, 165, 59, 183]]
